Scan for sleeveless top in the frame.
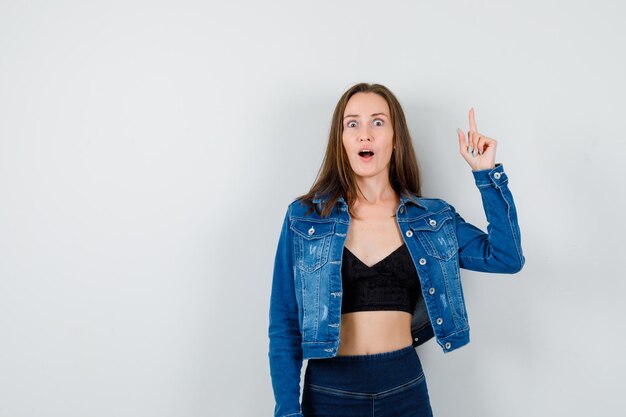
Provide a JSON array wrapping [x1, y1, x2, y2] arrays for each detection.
[[341, 242, 422, 314]]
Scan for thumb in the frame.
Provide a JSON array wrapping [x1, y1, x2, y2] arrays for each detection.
[[457, 128, 471, 160]]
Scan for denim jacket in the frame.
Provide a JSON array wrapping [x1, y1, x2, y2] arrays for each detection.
[[268, 163, 525, 417]]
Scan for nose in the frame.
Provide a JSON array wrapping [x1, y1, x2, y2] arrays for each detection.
[[359, 132, 372, 141], [355, 124, 373, 142]]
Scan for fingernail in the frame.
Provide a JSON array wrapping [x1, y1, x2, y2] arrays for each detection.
[[468, 146, 473, 153], [479, 148, 483, 155]]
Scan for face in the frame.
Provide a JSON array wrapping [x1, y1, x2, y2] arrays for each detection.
[[342, 92, 394, 180]]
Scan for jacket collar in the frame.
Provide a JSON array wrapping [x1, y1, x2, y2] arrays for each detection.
[[312, 191, 426, 209]]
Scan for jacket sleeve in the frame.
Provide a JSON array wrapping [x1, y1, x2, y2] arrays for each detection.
[[449, 163, 526, 274], [268, 205, 304, 417]]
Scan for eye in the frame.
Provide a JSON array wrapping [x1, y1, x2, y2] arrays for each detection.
[[373, 119, 384, 126], [346, 121, 357, 128]]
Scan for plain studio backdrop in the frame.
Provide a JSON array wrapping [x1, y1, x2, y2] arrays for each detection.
[[1, 1, 624, 416]]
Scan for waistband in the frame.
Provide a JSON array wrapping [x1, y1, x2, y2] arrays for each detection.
[[305, 345, 423, 393], [315, 344, 416, 362]]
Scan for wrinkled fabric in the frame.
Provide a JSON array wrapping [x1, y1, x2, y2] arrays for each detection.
[[268, 163, 525, 417]]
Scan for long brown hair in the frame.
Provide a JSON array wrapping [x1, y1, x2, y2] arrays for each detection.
[[295, 82, 423, 219]]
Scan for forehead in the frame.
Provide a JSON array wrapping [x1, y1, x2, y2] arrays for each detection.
[[343, 92, 389, 115]]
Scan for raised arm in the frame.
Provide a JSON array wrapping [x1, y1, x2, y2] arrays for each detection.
[[451, 108, 525, 273], [450, 163, 525, 273]]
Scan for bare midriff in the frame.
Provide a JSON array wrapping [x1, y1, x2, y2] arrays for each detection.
[[336, 310, 413, 355]]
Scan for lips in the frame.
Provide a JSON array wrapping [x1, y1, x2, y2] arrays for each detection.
[[358, 147, 374, 157], [358, 149, 374, 161]]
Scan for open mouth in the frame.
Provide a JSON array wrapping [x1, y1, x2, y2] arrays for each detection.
[[358, 150, 374, 160]]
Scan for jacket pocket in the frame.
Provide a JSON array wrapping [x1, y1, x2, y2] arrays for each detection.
[[409, 210, 458, 260], [290, 219, 335, 273]]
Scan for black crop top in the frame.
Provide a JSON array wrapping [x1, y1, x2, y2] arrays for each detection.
[[341, 243, 422, 314]]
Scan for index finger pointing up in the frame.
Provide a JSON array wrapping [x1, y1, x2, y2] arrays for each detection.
[[469, 107, 478, 132]]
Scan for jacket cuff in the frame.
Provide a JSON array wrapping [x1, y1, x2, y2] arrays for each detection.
[[472, 163, 507, 188]]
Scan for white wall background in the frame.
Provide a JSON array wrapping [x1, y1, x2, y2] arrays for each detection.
[[1, 1, 624, 416]]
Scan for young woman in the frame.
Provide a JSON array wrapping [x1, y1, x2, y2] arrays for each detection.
[[268, 82, 525, 417]]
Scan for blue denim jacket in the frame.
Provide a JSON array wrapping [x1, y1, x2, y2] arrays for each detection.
[[268, 163, 525, 417]]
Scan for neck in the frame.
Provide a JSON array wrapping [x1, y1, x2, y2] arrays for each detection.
[[354, 171, 397, 206]]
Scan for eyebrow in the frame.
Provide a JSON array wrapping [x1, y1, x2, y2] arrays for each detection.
[[343, 112, 389, 119]]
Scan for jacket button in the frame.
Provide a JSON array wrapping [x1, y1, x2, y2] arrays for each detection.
[[308, 226, 315, 235], [406, 230, 413, 237], [419, 258, 426, 265], [428, 287, 435, 295], [429, 219, 437, 227], [436, 317, 443, 325], [399, 206, 405, 214], [445, 342, 451, 349], [494, 172, 502, 180], [414, 337, 419, 341]]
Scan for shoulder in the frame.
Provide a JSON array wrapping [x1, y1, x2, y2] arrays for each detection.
[[287, 196, 308, 213], [421, 197, 451, 209], [404, 193, 452, 213], [283, 196, 318, 219], [287, 191, 348, 219]]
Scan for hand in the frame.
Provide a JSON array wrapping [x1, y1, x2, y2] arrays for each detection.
[[457, 108, 497, 171]]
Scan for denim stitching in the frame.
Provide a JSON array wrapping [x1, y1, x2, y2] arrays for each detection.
[[305, 383, 372, 399], [500, 186, 524, 269], [473, 180, 523, 270], [305, 373, 425, 399], [453, 266, 467, 323], [313, 268, 320, 340], [440, 325, 470, 338], [414, 216, 456, 260], [438, 256, 460, 329], [376, 373, 425, 399], [417, 232, 438, 258], [399, 206, 450, 223]]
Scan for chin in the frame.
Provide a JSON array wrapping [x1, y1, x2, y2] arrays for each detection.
[[354, 169, 381, 178]]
